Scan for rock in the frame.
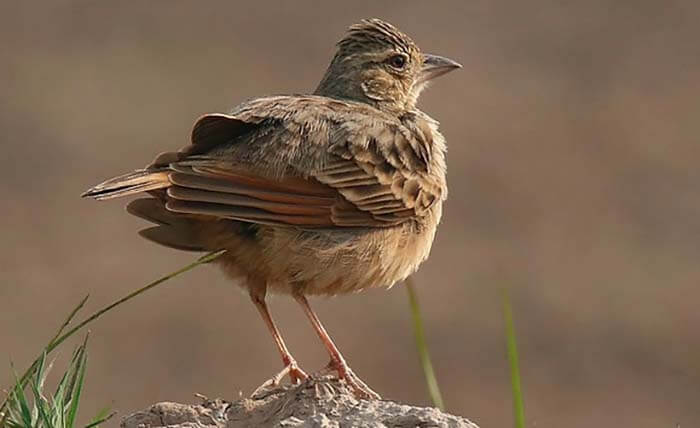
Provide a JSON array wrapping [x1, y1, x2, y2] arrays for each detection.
[[121, 376, 479, 428]]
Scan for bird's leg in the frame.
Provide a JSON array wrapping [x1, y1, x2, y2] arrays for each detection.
[[250, 288, 307, 391], [294, 293, 381, 400]]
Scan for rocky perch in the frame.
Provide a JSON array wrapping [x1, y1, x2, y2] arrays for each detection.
[[121, 376, 479, 428]]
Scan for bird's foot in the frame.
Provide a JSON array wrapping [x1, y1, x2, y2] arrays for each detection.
[[319, 358, 381, 400], [252, 359, 308, 396]]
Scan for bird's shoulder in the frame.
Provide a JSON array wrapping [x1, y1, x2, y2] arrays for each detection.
[[194, 95, 446, 179], [230, 94, 401, 124]]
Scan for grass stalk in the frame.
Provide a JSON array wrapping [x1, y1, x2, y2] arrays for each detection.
[[502, 288, 525, 428], [405, 277, 445, 410]]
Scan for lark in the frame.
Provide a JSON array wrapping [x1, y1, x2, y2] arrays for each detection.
[[83, 18, 460, 399]]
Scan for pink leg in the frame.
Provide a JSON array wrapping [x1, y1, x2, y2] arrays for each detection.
[[250, 289, 307, 390], [294, 293, 380, 400]]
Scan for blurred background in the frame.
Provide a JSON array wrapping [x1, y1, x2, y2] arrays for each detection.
[[1, 1, 698, 427]]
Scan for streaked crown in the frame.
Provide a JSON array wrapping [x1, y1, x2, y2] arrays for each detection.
[[337, 19, 419, 59]]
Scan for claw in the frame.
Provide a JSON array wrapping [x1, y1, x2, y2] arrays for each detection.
[[324, 359, 381, 400], [252, 359, 308, 396]]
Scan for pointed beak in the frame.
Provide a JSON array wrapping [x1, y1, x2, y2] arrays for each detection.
[[419, 54, 462, 83]]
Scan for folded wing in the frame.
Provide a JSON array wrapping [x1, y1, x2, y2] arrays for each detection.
[[150, 95, 445, 228]]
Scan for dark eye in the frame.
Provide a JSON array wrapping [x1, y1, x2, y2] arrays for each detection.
[[388, 54, 407, 69]]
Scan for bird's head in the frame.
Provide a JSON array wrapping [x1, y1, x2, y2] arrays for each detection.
[[315, 19, 461, 113]]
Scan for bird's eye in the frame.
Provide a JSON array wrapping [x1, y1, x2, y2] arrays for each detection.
[[388, 54, 407, 69]]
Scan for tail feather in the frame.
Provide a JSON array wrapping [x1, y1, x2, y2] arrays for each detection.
[[126, 197, 174, 225], [127, 198, 209, 252], [138, 226, 207, 252], [82, 169, 170, 200]]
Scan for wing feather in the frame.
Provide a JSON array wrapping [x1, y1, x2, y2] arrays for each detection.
[[150, 95, 445, 228]]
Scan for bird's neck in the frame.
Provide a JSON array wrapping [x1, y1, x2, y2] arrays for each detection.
[[314, 61, 407, 115]]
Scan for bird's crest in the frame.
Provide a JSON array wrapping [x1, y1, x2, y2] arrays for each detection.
[[338, 18, 418, 55]]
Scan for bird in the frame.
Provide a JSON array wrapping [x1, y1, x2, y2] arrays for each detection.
[[82, 18, 460, 399]]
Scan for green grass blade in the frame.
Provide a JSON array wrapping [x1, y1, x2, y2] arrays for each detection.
[[83, 410, 115, 428], [31, 353, 49, 426], [61, 337, 87, 408], [0, 249, 226, 421], [52, 353, 73, 428], [65, 338, 89, 428], [48, 295, 90, 351], [52, 367, 69, 412], [502, 288, 525, 428], [10, 368, 33, 427], [405, 277, 445, 410], [28, 376, 51, 428], [34, 353, 51, 402]]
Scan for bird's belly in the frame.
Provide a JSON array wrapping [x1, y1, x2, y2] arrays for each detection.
[[216, 205, 441, 296]]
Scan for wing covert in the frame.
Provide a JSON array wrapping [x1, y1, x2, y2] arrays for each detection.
[[156, 96, 445, 228]]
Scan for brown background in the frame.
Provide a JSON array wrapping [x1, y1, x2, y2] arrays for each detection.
[[1, 1, 698, 427]]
